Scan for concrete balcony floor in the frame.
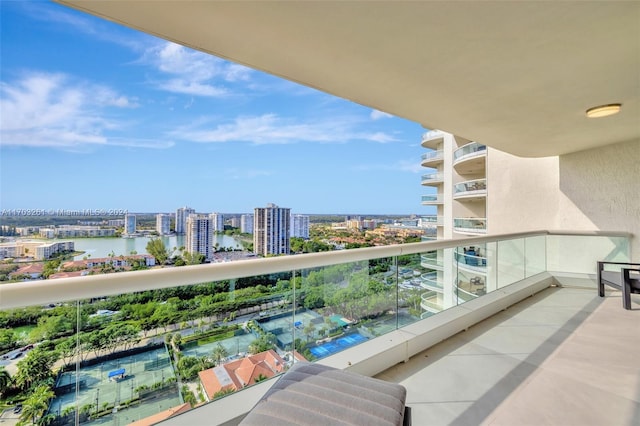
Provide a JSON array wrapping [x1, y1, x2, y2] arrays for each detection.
[[376, 283, 640, 425]]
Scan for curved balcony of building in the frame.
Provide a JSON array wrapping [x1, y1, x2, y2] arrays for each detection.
[[420, 250, 443, 270], [420, 271, 443, 292], [454, 248, 487, 274], [421, 215, 444, 227], [453, 217, 487, 235], [420, 290, 443, 314], [453, 179, 487, 202], [420, 130, 445, 149], [421, 150, 444, 167], [421, 194, 444, 205], [453, 142, 486, 175], [455, 277, 486, 303], [421, 172, 444, 186]]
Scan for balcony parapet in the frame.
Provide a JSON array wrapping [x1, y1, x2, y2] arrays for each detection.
[[454, 217, 487, 235], [420, 130, 445, 149], [421, 150, 444, 167], [453, 142, 486, 174], [421, 194, 444, 205], [421, 172, 444, 186], [454, 179, 487, 201]]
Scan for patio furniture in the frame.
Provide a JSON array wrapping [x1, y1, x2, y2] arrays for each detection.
[[239, 362, 409, 426], [597, 261, 640, 310]]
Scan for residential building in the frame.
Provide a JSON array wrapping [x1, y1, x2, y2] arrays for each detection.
[[185, 214, 214, 261], [124, 214, 137, 236], [0, 240, 74, 260], [290, 214, 310, 239], [253, 203, 290, 256], [209, 212, 224, 233], [156, 213, 171, 235], [198, 350, 285, 401], [229, 216, 240, 228], [240, 214, 254, 234], [108, 219, 125, 227], [39, 226, 116, 238], [175, 206, 195, 234]]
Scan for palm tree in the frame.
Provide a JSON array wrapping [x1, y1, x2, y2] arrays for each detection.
[[0, 367, 12, 397], [19, 384, 54, 425], [211, 344, 229, 366]]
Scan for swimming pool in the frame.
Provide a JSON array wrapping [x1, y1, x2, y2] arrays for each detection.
[[309, 333, 368, 358]]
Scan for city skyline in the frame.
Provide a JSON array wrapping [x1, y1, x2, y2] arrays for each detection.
[[0, 1, 428, 215]]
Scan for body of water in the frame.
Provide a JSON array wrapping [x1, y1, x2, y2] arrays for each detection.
[[59, 235, 242, 260]]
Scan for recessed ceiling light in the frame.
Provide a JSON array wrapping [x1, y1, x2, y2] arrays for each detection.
[[586, 103, 622, 118]]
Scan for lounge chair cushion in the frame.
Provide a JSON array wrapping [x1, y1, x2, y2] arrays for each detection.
[[239, 362, 407, 426]]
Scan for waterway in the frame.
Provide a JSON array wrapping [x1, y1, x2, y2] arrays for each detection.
[[58, 235, 242, 260]]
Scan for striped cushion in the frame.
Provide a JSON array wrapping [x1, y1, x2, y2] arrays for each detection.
[[239, 362, 406, 426]]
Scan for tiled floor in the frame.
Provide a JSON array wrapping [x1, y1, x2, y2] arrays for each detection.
[[376, 285, 640, 426]]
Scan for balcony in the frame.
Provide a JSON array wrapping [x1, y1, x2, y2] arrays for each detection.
[[0, 231, 634, 426], [421, 215, 443, 226], [455, 247, 487, 274], [421, 194, 444, 205], [421, 172, 444, 186], [420, 130, 445, 150], [420, 271, 443, 292], [454, 178, 487, 202], [454, 217, 487, 235], [420, 250, 443, 270], [453, 142, 487, 174], [420, 150, 444, 167]]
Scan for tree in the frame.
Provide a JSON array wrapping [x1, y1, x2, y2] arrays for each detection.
[[14, 347, 57, 392], [0, 367, 12, 397], [254, 373, 268, 383], [146, 239, 168, 265], [248, 333, 276, 354], [183, 251, 205, 265], [19, 384, 54, 425], [211, 344, 228, 366]]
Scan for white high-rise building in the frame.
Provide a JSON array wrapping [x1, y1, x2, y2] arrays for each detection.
[[290, 214, 310, 239], [156, 214, 171, 235], [176, 206, 195, 234], [209, 213, 225, 233], [124, 214, 136, 236], [185, 214, 214, 261], [253, 203, 290, 256], [240, 214, 254, 234]]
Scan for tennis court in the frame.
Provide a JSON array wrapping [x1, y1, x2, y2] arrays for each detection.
[[309, 333, 368, 359]]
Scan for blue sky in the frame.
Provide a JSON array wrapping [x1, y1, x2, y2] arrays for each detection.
[[0, 1, 432, 215]]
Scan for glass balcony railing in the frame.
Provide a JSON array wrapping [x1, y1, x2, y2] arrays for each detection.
[[421, 215, 442, 224], [454, 179, 487, 199], [455, 247, 487, 273], [0, 231, 630, 425], [420, 130, 445, 149], [421, 173, 444, 185], [454, 217, 487, 234], [421, 194, 443, 204], [420, 150, 444, 165], [453, 142, 486, 162], [420, 250, 443, 269]]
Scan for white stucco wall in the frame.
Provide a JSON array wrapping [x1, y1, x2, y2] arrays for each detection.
[[486, 149, 560, 234], [557, 138, 640, 261]]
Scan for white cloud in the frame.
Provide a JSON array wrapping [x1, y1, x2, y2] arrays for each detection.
[[173, 114, 399, 145], [0, 72, 170, 149], [370, 110, 393, 120], [143, 42, 253, 97]]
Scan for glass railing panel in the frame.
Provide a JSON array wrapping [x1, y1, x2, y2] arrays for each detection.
[[546, 235, 630, 274], [524, 235, 546, 277], [421, 173, 443, 182], [453, 218, 487, 233], [453, 142, 486, 161], [496, 238, 526, 288], [421, 195, 443, 203], [420, 150, 443, 162], [454, 179, 487, 194]]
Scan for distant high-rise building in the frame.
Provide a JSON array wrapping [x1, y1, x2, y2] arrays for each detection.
[[156, 214, 170, 235], [229, 216, 240, 228], [290, 214, 310, 239], [124, 214, 136, 236], [209, 213, 224, 233], [241, 214, 254, 234], [176, 206, 195, 234], [253, 203, 290, 256], [185, 214, 213, 261]]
